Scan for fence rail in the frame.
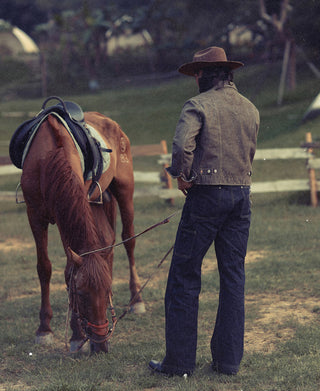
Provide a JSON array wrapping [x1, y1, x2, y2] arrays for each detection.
[[1, 143, 319, 204]]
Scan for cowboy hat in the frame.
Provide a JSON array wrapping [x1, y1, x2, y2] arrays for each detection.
[[178, 46, 243, 76]]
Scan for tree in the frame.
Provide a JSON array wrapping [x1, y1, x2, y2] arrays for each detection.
[[290, 0, 320, 64], [0, 0, 47, 34], [34, 6, 114, 93], [259, 0, 296, 104], [3, 0, 320, 96]]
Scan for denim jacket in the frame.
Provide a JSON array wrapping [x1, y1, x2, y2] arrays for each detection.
[[166, 81, 259, 185]]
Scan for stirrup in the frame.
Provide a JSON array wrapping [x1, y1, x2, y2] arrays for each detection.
[[88, 181, 103, 204], [15, 182, 25, 204]]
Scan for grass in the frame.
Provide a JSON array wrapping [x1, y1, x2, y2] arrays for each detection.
[[1, 61, 320, 390], [1, 196, 320, 390]]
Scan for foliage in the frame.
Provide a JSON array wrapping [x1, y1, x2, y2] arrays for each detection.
[[0, 0, 47, 34], [0, 59, 32, 84], [290, 0, 320, 62], [1, 0, 320, 97]]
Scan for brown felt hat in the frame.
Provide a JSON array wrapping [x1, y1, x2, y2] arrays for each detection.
[[178, 46, 244, 76]]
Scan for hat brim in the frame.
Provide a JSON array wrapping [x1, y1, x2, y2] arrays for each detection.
[[178, 61, 244, 76]]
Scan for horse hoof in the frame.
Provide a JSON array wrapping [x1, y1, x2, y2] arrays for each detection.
[[69, 340, 90, 353], [35, 333, 54, 345], [131, 301, 146, 314]]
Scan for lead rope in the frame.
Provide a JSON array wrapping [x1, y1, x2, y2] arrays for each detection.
[[118, 244, 174, 321], [79, 211, 180, 257]]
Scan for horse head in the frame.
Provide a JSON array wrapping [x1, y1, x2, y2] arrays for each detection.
[[66, 247, 115, 354]]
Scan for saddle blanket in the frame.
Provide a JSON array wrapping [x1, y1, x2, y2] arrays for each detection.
[[21, 112, 111, 181]]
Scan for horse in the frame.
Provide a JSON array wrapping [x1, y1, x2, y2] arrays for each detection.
[[19, 110, 145, 353]]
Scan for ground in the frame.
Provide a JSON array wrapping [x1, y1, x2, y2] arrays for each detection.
[[1, 239, 318, 356]]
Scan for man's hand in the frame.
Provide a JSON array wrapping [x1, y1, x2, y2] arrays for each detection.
[[177, 177, 193, 196]]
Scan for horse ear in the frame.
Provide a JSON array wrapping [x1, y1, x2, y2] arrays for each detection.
[[67, 247, 83, 266]]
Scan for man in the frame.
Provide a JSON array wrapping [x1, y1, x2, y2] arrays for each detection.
[[149, 46, 259, 377]]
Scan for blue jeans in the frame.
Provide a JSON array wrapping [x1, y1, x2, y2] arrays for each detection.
[[161, 185, 251, 375]]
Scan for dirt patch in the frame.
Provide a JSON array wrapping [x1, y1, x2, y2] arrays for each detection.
[[0, 382, 33, 391], [245, 293, 319, 353], [202, 251, 319, 353], [0, 238, 34, 253], [202, 250, 267, 273], [194, 251, 319, 354]]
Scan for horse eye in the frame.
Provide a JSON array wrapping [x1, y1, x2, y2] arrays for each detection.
[[77, 290, 87, 299]]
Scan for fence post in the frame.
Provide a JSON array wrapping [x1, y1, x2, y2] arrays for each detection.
[[160, 140, 174, 204], [306, 132, 318, 207]]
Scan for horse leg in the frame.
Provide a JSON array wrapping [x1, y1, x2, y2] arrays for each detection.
[[124, 236, 146, 314], [110, 184, 146, 314], [26, 208, 54, 344]]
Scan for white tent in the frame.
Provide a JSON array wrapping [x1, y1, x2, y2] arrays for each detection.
[[0, 20, 39, 57], [11, 26, 39, 54], [302, 93, 320, 123]]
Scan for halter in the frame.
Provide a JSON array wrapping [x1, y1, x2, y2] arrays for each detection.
[[66, 265, 117, 352]]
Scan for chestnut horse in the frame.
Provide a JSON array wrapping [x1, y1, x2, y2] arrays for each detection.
[[20, 111, 145, 353]]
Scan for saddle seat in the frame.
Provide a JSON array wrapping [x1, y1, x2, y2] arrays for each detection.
[[9, 96, 111, 196]]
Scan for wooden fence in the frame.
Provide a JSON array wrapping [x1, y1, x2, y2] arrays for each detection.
[[133, 134, 320, 206], [1, 135, 320, 205]]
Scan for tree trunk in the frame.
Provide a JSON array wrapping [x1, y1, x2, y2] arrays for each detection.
[[287, 41, 296, 91]]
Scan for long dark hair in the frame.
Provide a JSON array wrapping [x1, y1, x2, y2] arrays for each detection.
[[197, 67, 233, 93]]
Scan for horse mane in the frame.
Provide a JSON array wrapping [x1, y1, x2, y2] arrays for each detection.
[[79, 252, 112, 292], [44, 146, 112, 292]]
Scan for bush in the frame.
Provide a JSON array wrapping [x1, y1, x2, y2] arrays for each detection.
[[0, 58, 33, 84]]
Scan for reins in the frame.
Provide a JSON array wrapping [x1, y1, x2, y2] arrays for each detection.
[[118, 244, 174, 321], [79, 211, 180, 257], [65, 210, 181, 352]]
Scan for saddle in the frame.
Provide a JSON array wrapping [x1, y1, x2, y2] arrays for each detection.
[[9, 96, 111, 196]]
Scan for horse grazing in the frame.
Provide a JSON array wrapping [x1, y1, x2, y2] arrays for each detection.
[[19, 109, 145, 353]]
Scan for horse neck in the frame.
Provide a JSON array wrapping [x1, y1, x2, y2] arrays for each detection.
[[44, 148, 102, 254]]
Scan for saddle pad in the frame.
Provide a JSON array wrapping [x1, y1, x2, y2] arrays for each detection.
[[82, 123, 111, 180], [21, 112, 111, 180]]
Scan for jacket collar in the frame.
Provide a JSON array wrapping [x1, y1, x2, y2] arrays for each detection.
[[214, 80, 237, 91]]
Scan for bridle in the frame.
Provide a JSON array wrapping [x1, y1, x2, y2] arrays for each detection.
[[65, 245, 175, 352], [65, 210, 181, 352], [65, 264, 117, 352]]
